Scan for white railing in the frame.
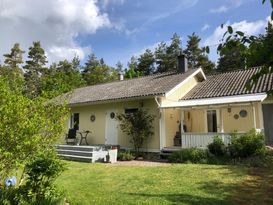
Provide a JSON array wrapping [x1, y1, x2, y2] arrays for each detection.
[[181, 133, 239, 148]]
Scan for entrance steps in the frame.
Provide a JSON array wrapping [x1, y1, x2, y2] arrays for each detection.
[[56, 145, 109, 163]]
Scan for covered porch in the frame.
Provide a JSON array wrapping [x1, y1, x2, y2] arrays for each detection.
[[159, 94, 266, 149]]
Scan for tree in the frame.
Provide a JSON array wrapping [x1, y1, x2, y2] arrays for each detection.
[[3, 43, 25, 78], [41, 57, 86, 98], [3, 43, 25, 71], [0, 76, 67, 183], [82, 54, 117, 85], [217, 38, 247, 72], [137, 49, 155, 75], [215, 0, 273, 93], [124, 56, 142, 79], [116, 109, 154, 156], [184, 33, 215, 73], [155, 33, 182, 73], [24, 41, 48, 98]]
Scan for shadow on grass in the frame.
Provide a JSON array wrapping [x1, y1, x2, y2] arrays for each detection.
[[127, 193, 226, 205], [127, 166, 273, 205]]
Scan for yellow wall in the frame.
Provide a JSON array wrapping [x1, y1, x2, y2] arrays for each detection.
[[69, 99, 160, 150], [164, 108, 181, 147]]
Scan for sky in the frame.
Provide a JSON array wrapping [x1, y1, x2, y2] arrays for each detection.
[[0, 0, 271, 68]]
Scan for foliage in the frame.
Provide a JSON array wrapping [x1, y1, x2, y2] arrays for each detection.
[[184, 33, 215, 74], [40, 57, 86, 98], [3, 43, 25, 71], [217, 38, 247, 72], [155, 33, 182, 73], [82, 54, 118, 85], [228, 130, 266, 158], [137, 49, 155, 75], [117, 150, 135, 161], [216, 1, 273, 93], [0, 77, 68, 182], [168, 148, 208, 163], [124, 56, 142, 79], [208, 136, 226, 156], [0, 153, 65, 205], [116, 109, 154, 156], [24, 41, 48, 98]]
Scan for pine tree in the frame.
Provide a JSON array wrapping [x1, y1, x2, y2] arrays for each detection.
[[155, 33, 182, 73], [3, 43, 25, 76], [23, 41, 48, 98], [137, 49, 155, 75], [184, 33, 215, 73]]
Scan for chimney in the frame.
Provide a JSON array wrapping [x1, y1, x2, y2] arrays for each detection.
[[118, 72, 124, 81], [177, 51, 188, 73]]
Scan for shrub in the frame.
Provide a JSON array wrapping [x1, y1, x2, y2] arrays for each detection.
[[228, 130, 266, 158], [168, 148, 208, 163], [116, 109, 155, 157], [208, 136, 226, 156], [117, 151, 135, 161], [0, 153, 65, 205]]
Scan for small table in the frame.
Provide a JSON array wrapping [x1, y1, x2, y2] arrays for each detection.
[[78, 130, 91, 145]]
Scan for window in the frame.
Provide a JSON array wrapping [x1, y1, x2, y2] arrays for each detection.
[[207, 110, 217, 132], [125, 108, 138, 115], [70, 113, 79, 130]]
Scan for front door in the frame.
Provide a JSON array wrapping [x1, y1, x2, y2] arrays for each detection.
[[262, 104, 273, 145], [105, 110, 118, 145]]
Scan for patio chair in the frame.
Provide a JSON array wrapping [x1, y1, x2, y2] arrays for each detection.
[[65, 129, 78, 145]]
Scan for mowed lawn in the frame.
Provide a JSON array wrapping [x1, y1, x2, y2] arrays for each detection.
[[56, 161, 273, 205]]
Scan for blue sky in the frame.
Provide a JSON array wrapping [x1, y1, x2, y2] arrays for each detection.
[[0, 0, 271, 67]]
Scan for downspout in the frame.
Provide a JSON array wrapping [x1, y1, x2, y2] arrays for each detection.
[[154, 96, 162, 108]]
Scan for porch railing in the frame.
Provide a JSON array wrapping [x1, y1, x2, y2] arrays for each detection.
[[181, 132, 243, 149]]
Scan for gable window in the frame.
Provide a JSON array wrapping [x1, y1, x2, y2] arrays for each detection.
[[207, 110, 217, 133], [125, 108, 138, 115], [70, 113, 79, 130]]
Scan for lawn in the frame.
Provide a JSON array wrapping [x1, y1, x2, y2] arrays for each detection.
[[56, 161, 273, 205]]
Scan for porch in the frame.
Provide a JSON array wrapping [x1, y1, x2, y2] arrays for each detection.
[[159, 95, 265, 150]]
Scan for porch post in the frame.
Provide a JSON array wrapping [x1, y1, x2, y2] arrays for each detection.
[[180, 110, 185, 148], [159, 109, 166, 150], [181, 110, 185, 133], [252, 103, 257, 130], [258, 103, 264, 132], [219, 108, 224, 133]]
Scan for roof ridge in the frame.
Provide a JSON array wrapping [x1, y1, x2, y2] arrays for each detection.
[[207, 66, 262, 77], [75, 69, 198, 90]]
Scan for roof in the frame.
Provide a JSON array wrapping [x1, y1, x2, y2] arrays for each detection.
[[65, 68, 200, 105], [182, 67, 273, 100]]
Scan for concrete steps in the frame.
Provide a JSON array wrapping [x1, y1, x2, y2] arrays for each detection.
[[56, 145, 109, 163]]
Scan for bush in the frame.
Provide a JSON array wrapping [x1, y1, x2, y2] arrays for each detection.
[[117, 151, 135, 161], [168, 148, 208, 163], [228, 130, 266, 158], [0, 153, 65, 205], [208, 136, 226, 156]]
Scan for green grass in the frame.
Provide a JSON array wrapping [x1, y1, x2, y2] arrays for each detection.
[[56, 161, 273, 205]]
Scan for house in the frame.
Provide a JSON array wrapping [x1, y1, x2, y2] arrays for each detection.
[[63, 54, 273, 152]]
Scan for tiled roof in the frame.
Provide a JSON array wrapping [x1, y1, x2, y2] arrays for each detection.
[[182, 67, 273, 100], [65, 68, 199, 105]]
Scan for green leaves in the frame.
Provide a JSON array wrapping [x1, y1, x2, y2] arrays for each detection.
[[227, 26, 233, 34]]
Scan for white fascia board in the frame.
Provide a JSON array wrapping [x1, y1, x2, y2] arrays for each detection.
[[165, 68, 206, 97], [161, 93, 267, 108]]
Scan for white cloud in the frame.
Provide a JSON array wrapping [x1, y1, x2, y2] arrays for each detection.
[[204, 18, 268, 46], [210, 0, 245, 14], [0, 0, 111, 64], [210, 6, 228, 13], [201, 24, 210, 31], [101, 0, 125, 9]]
